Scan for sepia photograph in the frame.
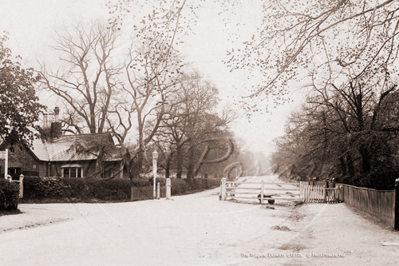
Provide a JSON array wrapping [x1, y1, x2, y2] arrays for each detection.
[[1, 0, 399, 265]]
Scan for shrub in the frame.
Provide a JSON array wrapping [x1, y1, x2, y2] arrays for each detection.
[[171, 178, 189, 195], [22, 175, 222, 202], [0, 179, 19, 210]]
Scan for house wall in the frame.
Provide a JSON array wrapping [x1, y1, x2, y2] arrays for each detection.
[[0, 144, 46, 177], [49, 160, 122, 179]]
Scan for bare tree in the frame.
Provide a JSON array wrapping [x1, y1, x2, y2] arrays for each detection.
[[40, 23, 125, 136], [228, 0, 399, 105], [273, 65, 399, 185], [122, 36, 184, 171], [155, 72, 235, 178]]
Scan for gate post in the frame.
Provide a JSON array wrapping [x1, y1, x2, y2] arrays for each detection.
[[395, 179, 399, 230], [221, 178, 227, 201], [166, 178, 171, 200], [19, 174, 24, 198], [260, 181, 264, 204]]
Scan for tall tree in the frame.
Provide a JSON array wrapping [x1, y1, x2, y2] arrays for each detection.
[[156, 72, 234, 178], [40, 23, 126, 136], [123, 35, 184, 172], [0, 33, 45, 146], [273, 66, 399, 181]]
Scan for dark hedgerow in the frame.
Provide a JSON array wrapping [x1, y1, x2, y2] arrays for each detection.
[[21, 176, 222, 202], [0, 178, 19, 210]]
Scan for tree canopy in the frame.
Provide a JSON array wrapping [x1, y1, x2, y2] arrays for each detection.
[[0, 33, 45, 146]]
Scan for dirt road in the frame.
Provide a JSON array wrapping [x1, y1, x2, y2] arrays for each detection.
[[1, 175, 399, 265]]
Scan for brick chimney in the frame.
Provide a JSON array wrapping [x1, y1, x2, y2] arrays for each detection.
[[50, 107, 62, 139]]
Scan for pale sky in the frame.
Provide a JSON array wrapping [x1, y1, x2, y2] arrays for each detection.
[[0, 0, 306, 156]]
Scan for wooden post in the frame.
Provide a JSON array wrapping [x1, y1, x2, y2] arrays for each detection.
[[341, 185, 344, 202], [166, 178, 171, 200], [260, 180, 264, 204], [395, 179, 399, 230], [221, 178, 227, 201], [131, 186, 134, 201], [4, 149, 8, 180], [19, 174, 24, 198]]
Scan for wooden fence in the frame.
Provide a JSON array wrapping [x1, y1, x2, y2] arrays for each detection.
[[299, 180, 399, 230], [220, 178, 300, 203], [299, 182, 341, 203], [337, 183, 395, 228]]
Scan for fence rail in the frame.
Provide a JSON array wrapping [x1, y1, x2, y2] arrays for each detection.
[[299, 182, 341, 203], [220, 178, 300, 203]]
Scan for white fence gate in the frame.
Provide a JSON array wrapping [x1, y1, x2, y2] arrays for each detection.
[[219, 178, 299, 203], [299, 182, 341, 203]]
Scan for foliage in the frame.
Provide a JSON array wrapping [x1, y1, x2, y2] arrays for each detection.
[[154, 72, 235, 178], [0, 178, 19, 210], [22, 176, 221, 201], [33, 177, 68, 197], [228, 0, 399, 110], [272, 65, 399, 184], [342, 169, 399, 190], [0, 33, 45, 146]]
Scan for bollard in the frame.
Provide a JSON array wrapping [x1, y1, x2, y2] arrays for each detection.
[[166, 178, 171, 200], [157, 182, 160, 200], [395, 179, 399, 230]]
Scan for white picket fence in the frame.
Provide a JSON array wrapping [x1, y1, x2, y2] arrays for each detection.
[[300, 182, 340, 203]]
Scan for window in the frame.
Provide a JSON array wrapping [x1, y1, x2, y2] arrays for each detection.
[[62, 164, 83, 178]]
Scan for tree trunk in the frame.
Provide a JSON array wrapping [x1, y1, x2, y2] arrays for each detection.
[[176, 143, 183, 179], [346, 154, 355, 178], [165, 157, 170, 179], [340, 156, 347, 176], [360, 150, 371, 174], [186, 141, 196, 178]]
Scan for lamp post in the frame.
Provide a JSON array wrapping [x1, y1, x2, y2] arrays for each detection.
[[153, 150, 158, 199]]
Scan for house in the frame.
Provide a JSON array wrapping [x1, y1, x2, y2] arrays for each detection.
[[0, 109, 127, 179]]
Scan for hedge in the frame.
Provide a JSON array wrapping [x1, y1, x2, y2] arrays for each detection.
[[22, 176, 222, 202], [0, 179, 19, 210]]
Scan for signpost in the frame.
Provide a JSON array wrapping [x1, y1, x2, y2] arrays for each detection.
[[153, 150, 158, 199]]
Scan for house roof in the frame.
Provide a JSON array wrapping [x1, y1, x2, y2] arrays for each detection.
[[28, 133, 124, 162]]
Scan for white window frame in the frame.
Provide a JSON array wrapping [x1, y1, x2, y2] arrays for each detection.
[[61, 164, 84, 178]]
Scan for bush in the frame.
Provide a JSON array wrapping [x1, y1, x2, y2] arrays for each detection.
[[22, 176, 222, 202], [171, 178, 189, 195], [0, 179, 19, 210]]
